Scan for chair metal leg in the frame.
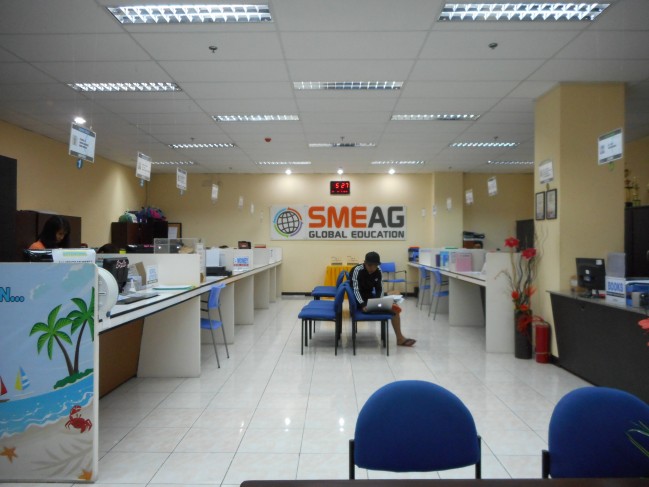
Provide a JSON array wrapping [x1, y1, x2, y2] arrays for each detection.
[[542, 450, 550, 478], [220, 326, 230, 358], [352, 320, 356, 355], [428, 282, 437, 317], [349, 439, 355, 479], [301, 319, 305, 355], [433, 294, 441, 320], [210, 328, 221, 368], [385, 320, 390, 356], [475, 436, 482, 479]]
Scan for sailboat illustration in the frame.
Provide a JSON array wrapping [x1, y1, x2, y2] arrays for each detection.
[[0, 376, 8, 402], [14, 366, 32, 398]]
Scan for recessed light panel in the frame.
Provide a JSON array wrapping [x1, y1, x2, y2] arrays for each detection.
[[255, 161, 312, 165], [169, 143, 236, 149], [151, 161, 196, 165], [371, 161, 425, 165], [294, 81, 403, 90], [68, 82, 181, 92], [487, 160, 534, 165], [309, 142, 376, 148], [213, 115, 299, 122], [439, 3, 610, 22], [450, 142, 518, 148], [107, 4, 272, 24], [391, 114, 480, 121]]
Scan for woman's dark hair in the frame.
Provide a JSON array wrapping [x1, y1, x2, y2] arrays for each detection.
[[38, 215, 71, 248]]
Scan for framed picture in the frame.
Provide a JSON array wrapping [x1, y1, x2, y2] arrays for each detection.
[[535, 191, 546, 220], [546, 189, 558, 220], [168, 222, 182, 238]]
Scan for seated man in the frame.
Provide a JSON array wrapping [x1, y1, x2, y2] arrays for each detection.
[[350, 251, 416, 347]]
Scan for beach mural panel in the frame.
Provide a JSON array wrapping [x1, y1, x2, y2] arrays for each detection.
[[0, 263, 98, 482]]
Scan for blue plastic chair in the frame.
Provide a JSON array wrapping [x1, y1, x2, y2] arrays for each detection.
[[200, 283, 230, 368], [418, 267, 432, 309], [349, 380, 481, 478], [311, 270, 348, 300], [429, 268, 449, 319], [345, 283, 392, 356], [298, 284, 347, 355], [542, 386, 649, 478], [381, 262, 407, 296]]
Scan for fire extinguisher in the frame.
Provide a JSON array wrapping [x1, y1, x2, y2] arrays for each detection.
[[535, 322, 551, 363]]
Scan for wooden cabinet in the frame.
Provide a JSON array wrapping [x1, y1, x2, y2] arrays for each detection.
[[110, 221, 168, 249]]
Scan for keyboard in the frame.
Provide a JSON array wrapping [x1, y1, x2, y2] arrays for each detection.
[[116, 292, 160, 305]]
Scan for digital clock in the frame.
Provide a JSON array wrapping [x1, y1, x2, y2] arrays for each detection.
[[330, 180, 351, 195]]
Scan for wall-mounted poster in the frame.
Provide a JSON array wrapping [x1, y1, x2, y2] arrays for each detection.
[[535, 191, 546, 220], [0, 263, 98, 482], [546, 189, 558, 219]]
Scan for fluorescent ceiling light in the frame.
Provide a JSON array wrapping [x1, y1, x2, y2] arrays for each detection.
[[439, 3, 610, 22], [487, 160, 534, 165], [309, 142, 376, 148], [255, 161, 312, 165], [285, 169, 292, 175], [68, 82, 180, 92], [151, 160, 196, 165], [450, 142, 519, 148], [388, 168, 396, 175], [107, 4, 271, 24], [169, 142, 236, 149], [294, 81, 403, 90], [213, 115, 299, 122], [73, 116, 86, 124], [391, 114, 480, 121], [371, 161, 425, 165]]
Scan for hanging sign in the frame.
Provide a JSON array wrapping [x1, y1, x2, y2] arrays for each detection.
[[211, 184, 219, 202], [598, 128, 623, 165], [136, 152, 152, 181], [465, 189, 474, 205], [176, 168, 187, 192], [68, 123, 96, 163], [539, 159, 554, 184], [487, 176, 498, 196]]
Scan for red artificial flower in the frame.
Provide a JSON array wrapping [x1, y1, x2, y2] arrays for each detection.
[[639, 318, 649, 331], [524, 286, 536, 297], [518, 304, 529, 312], [505, 237, 520, 249], [522, 248, 537, 260], [511, 290, 520, 300]]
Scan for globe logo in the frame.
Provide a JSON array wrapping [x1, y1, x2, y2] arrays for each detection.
[[274, 207, 303, 237]]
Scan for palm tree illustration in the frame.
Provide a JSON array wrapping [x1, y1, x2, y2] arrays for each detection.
[[68, 290, 95, 374], [30, 304, 74, 377]]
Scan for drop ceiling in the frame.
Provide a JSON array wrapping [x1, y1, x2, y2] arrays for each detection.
[[0, 0, 648, 175]]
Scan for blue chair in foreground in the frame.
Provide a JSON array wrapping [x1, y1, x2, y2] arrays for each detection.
[[429, 268, 449, 319], [349, 380, 481, 479], [299, 284, 347, 355], [200, 283, 230, 368], [542, 386, 649, 478], [381, 262, 407, 296], [345, 283, 392, 356], [311, 269, 348, 300]]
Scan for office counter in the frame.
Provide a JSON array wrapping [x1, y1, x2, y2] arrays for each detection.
[[98, 258, 281, 396], [549, 291, 649, 403], [410, 252, 514, 353]]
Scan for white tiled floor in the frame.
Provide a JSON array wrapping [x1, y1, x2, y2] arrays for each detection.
[[91, 295, 591, 485]]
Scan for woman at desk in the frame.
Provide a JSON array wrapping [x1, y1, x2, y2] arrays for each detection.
[[29, 215, 70, 249]]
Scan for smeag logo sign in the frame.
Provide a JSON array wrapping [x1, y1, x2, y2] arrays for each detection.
[[270, 205, 406, 240]]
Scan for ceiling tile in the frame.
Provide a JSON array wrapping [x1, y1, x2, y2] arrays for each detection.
[[556, 31, 649, 60], [410, 59, 545, 81], [32, 61, 172, 83], [161, 60, 290, 82], [286, 59, 415, 80], [530, 59, 649, 82], [181, 82, 294, 99]]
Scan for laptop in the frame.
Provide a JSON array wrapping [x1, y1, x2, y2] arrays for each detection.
[[365, 296, 395, 312]]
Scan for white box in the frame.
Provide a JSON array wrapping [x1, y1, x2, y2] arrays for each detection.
[[232, 249, 253, 272], [605, 276, 626, 305], [418, 248, 433, 266], [253, 248, 270, 267]]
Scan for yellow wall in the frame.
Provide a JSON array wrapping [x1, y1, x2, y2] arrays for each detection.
[[625, 134, 649, 206], [535, 83, 625, 355], [431, 172, 464, 248], [463, 173, 534, 250], [148, 172, 435, 292], [0, 120, 145, 246]]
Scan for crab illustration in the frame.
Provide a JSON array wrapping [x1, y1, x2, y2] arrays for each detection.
[[65, 405, 92, 433]]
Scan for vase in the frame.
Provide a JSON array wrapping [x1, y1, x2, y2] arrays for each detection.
[[514, 312, 533, 359]]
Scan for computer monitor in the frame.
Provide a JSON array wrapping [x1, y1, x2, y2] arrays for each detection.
[[23, 249, 53, 262], [576, 257, 606, 297], [102, 257, 129, 294]]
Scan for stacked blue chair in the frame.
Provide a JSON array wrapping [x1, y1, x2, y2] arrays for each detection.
[[200, 283, 230, 368], [542, 386, 649, 478], [381, 262, 407, 296], [311, 269, 348, 300], [418, 267, 432, 309], [349, 380, 481, 479], [344, 283, 392, 356], [298, 284, 347, 355], [429, 268, 449, 319]]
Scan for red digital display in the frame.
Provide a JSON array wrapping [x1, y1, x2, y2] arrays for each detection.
[[330, 180, 351, 195]]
